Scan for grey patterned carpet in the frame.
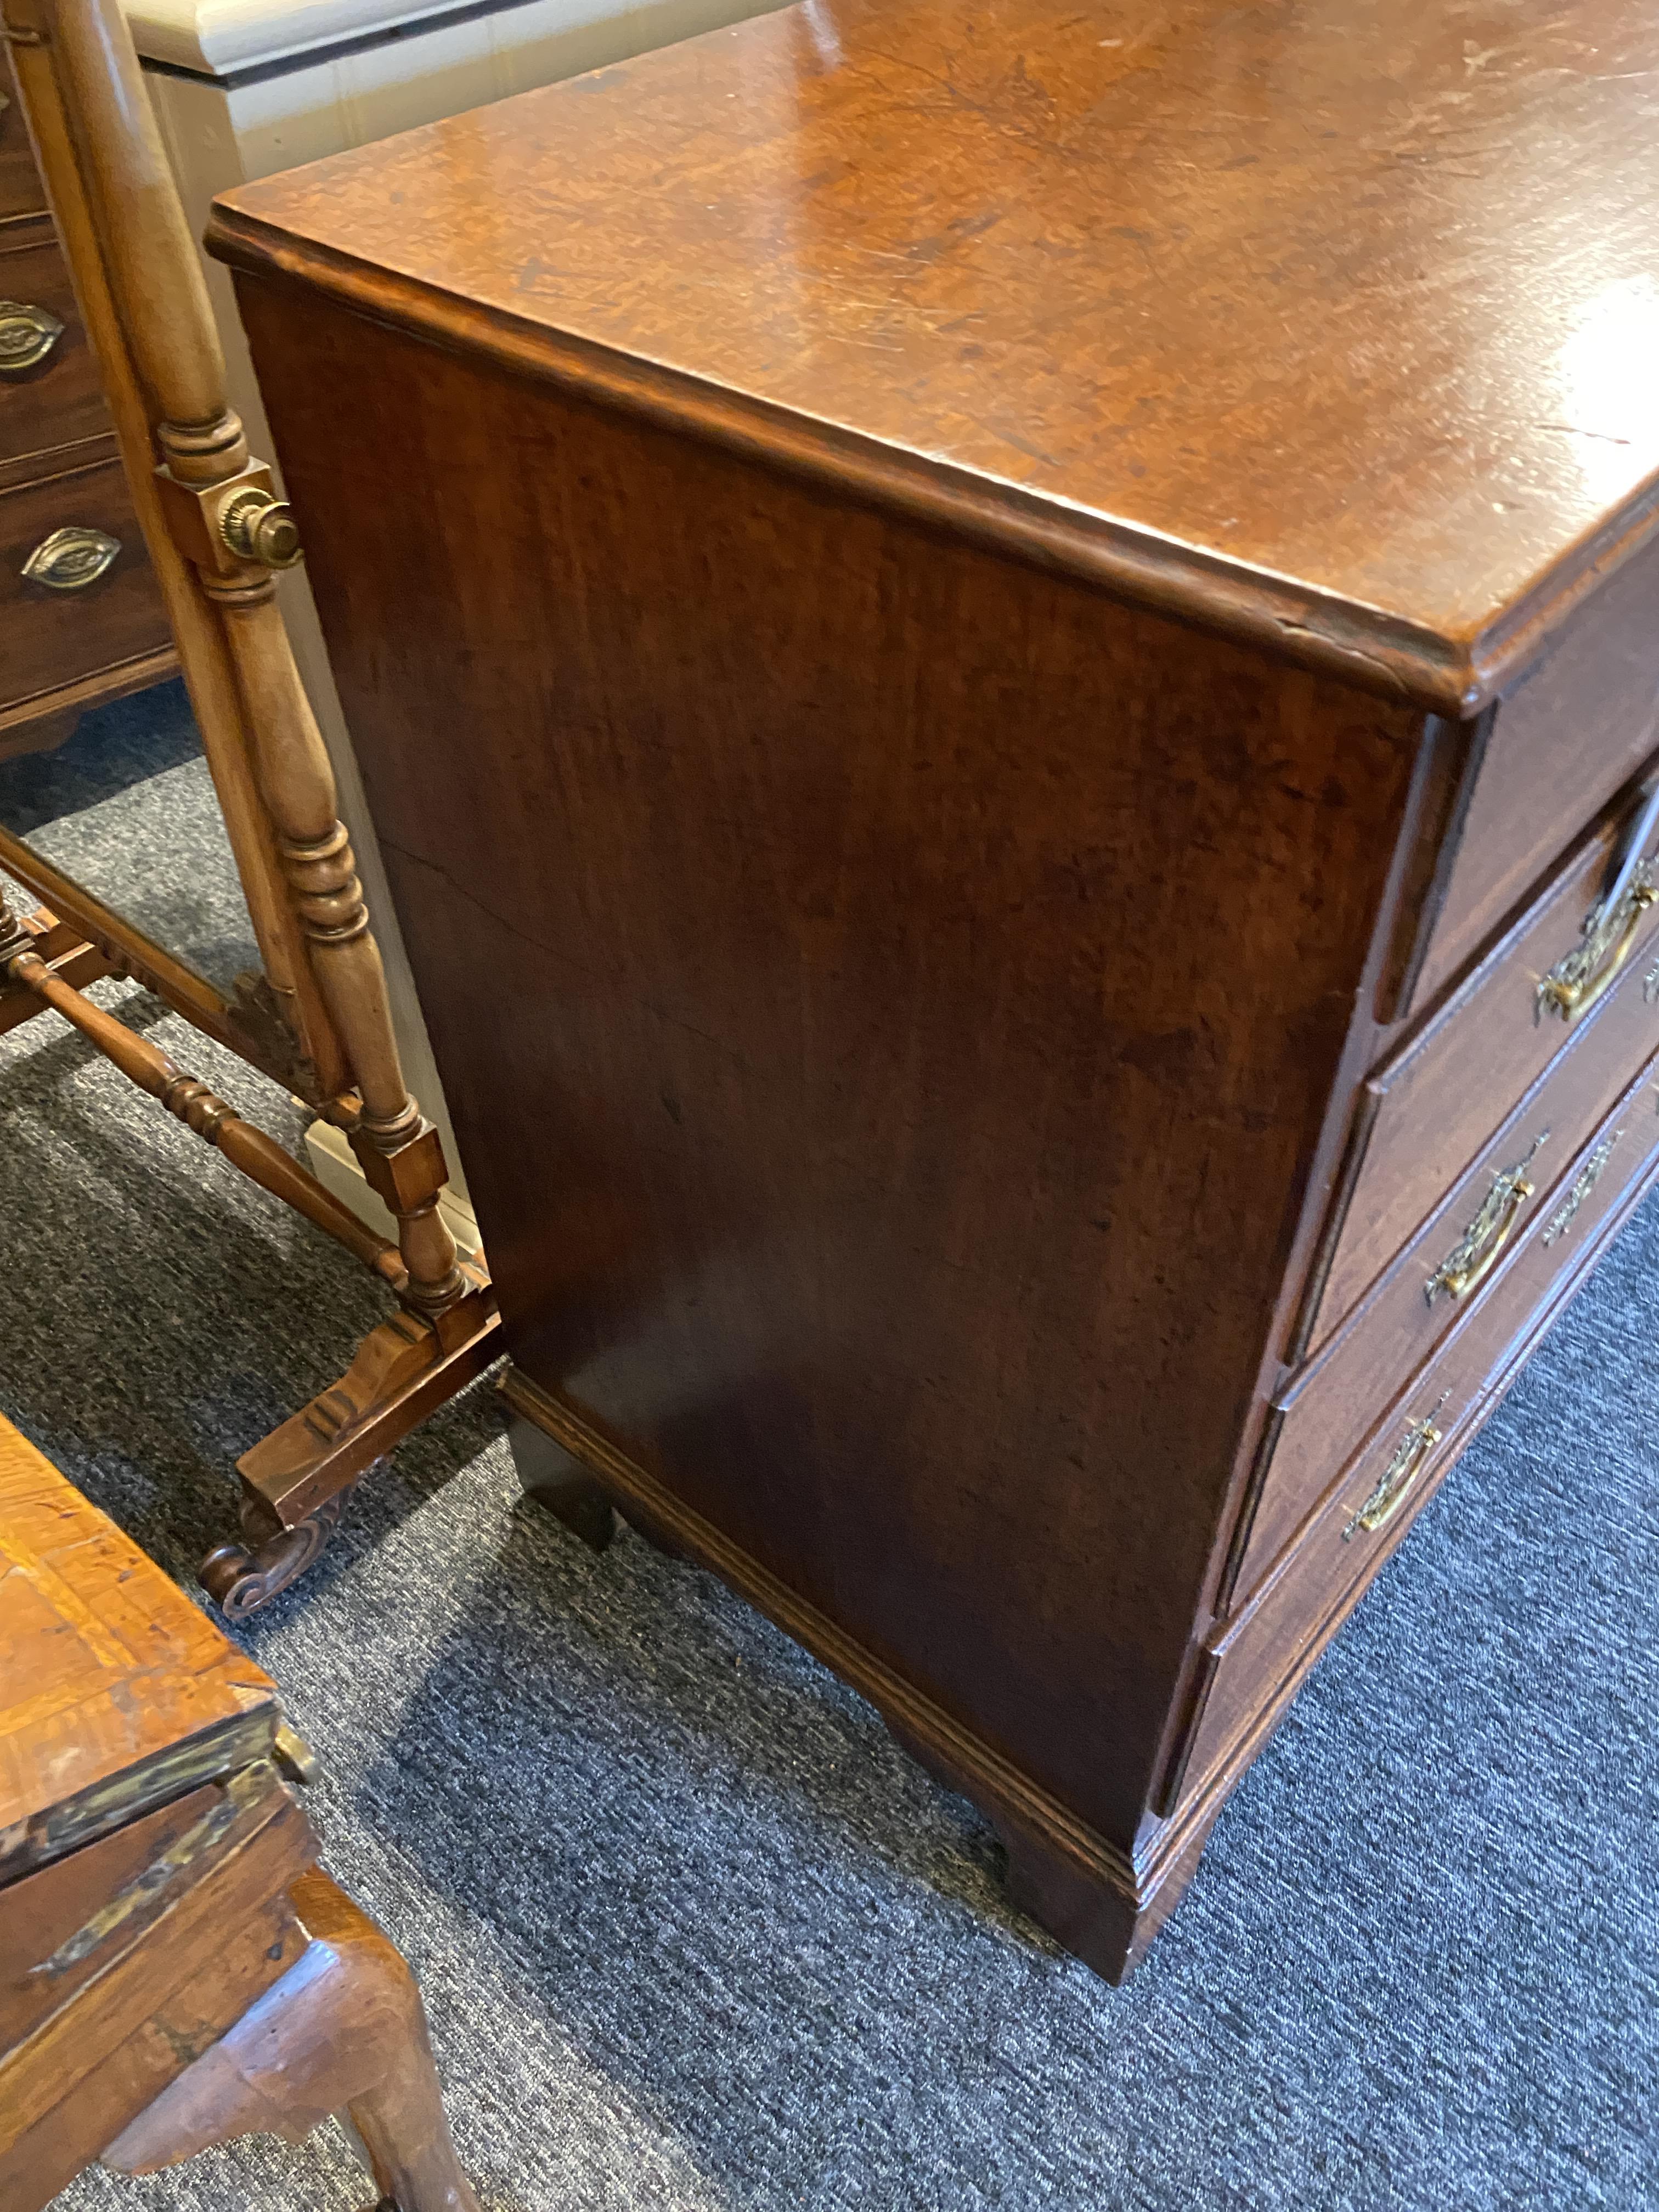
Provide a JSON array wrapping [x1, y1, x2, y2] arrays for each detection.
[[3, 682, 1655, 2211]]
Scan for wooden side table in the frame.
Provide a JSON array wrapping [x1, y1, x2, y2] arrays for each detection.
[[0, 1411, 479, 2211]]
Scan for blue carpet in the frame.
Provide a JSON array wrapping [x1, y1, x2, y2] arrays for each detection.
[[4, 682, 1655, 2210], [0, 677, 199, 833]]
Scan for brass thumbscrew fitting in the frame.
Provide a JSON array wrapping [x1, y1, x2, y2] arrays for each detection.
[[219, 486, 303, 569]]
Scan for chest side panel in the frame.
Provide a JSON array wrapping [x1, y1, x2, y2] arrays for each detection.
[[240, 280, 1421, 1839]]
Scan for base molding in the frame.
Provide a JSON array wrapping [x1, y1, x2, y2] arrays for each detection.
[[500, 1365, 1202, 1983]]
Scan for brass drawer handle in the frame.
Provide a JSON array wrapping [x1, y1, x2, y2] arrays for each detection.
[[1344, 1398, 1447, 1540], [21, 524, 121, 591], [1539, 774, 1659, 1025], [1541, 1129, 1621, 1247], [1537, 873, 1657, 1023], [1424, 1130, 1547, 1305], [273, 1718, 320, 1786], [0, 298, 65, 375]]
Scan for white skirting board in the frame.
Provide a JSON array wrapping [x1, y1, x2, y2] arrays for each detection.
[[134, 0, 776, 1223]]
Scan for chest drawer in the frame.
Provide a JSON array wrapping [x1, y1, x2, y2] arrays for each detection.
[[1307, 763, 1659, 1353], [0, 459, 168, 713], [0, 232, 110, 468], [1404, 535, 1659, 1015], [1240, 921, 1659, 1599], [0, 50, 44, 227], [1181, 1057, 1659, 1816]]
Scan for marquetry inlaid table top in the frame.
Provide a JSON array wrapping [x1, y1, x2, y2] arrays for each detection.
[[0, 1414, 280, 1884]]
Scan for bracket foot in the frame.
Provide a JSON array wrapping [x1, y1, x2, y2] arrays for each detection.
[[507, 1413, 616, 1552]]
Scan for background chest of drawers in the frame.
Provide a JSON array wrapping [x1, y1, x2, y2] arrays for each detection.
[[208, 0, 1659, 1979], [0, 41, 172, 762]]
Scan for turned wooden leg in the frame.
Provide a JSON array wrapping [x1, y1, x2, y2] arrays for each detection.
[[508, 1412, 616, 1552], [99, 1869, 479, 2212]]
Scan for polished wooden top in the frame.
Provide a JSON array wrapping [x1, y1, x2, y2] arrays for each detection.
[[0, 1414, 279, 1881], [211, 0, 1659, 708]]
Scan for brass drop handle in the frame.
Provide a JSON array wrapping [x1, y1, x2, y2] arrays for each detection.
[[0, 299, 65, 375], [1538, 770, 1659, 1024], [21, 525, 120, 591], [1424, 1131, 1546, 1305], [218, 486, 302, 569], [1537, 881, 1656, 1023], [1344, 1402, 1446, 1540], [273, 1718, 321, 1786]]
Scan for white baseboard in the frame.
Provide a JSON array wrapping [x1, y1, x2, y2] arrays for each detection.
[[300, 1114, 484, 1262]]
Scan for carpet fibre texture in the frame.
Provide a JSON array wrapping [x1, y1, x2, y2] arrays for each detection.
[[2, 684, 1655, 2210]]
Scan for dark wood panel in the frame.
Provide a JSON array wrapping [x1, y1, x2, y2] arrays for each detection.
[[0, 44, 44, 226], [237, 276, 1423, 1846], [213, 0, 1659, 1979], [1239, 940, 1659, 1599], [1186, 1062, 1659, 1809], [211, 0, 1659, 713], [0, 232, 111, 465], [0, 455, 168, 718], [1412, 532, 1659, 1009]]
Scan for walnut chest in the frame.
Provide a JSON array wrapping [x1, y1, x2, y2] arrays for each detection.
[[208, 0, 1659, 1978], [0, 40, 173, 760]]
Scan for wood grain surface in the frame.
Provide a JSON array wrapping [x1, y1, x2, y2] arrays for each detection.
[[0, 228, 112, 469], [0, 40, 42, 219], [1315, 760, 1659, 1345], [213, 0, 1659, 1975], [0, 1412, 280, 1882], [1187, 1068, 1659, 1814], [232, 283, 1424, 1847], [0, 1768, 313, 2212], [1242, 943, 1659, 1596], [210, 0, 1659, 708], [102, 1868, 482, 2212], [1410, 533, 1659, 1007]]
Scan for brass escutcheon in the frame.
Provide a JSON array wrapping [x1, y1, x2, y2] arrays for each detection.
[[21, 525, 120, 591], [1425, 1131, 1547, 1305], [1541, 1130, 1621, 1247], [0, 299, 64, 375]]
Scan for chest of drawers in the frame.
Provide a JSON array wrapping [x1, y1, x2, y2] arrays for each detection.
[[0, 41, 173, 760], [208, 0, 1659, 1978]]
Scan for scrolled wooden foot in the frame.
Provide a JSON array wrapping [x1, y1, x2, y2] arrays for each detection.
[[199, 1288, 497, 1620], [100, 1869, 481, 2212], [200, 1490, 347, 1618], [238, 1290, 498, 1536]]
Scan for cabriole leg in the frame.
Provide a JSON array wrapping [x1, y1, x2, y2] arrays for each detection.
[[99, 1870, 481, 2212]]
